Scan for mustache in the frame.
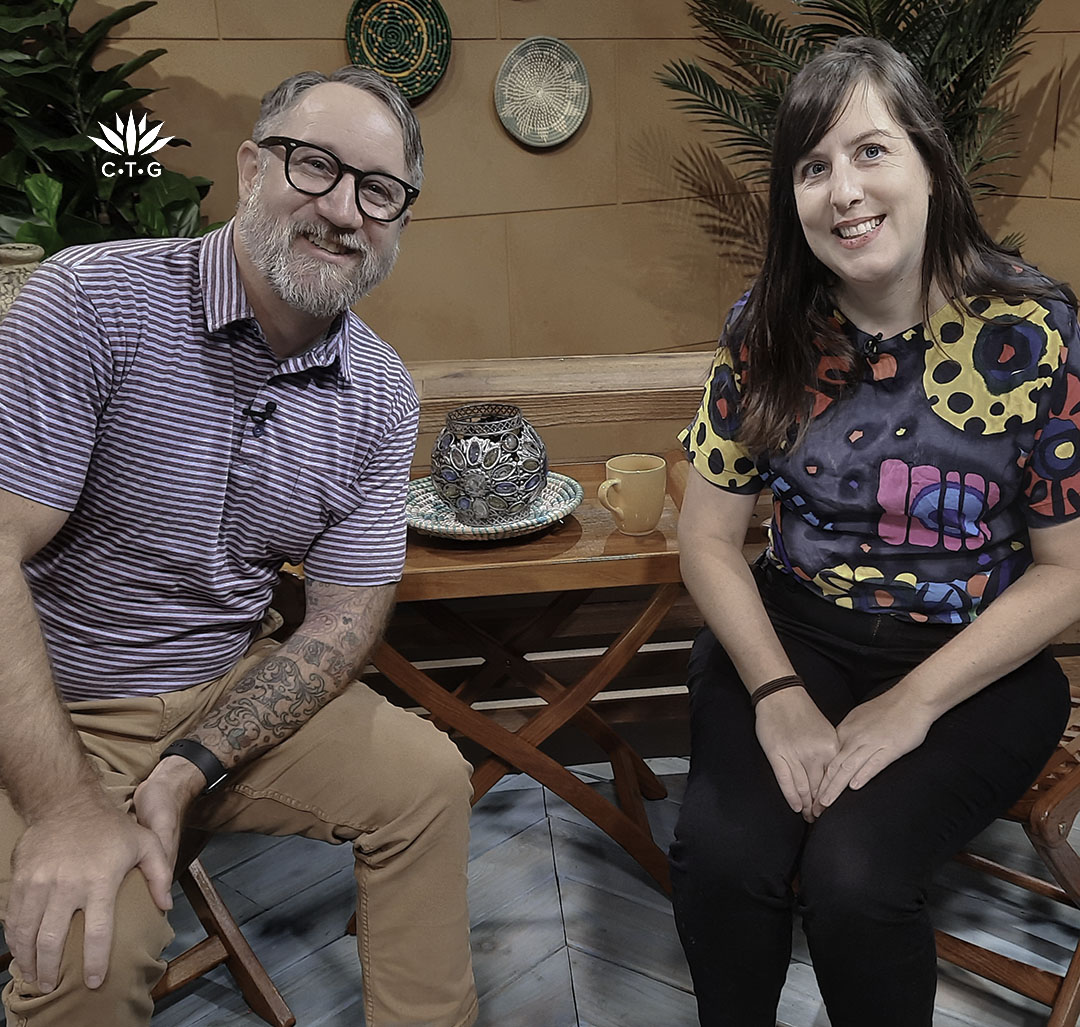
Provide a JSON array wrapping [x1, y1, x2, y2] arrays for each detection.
[[290, 220, 369, 255]]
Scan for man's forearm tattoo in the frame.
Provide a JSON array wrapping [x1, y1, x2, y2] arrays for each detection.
[[201, 655, 332, 753], [191, 583, 394, 764]]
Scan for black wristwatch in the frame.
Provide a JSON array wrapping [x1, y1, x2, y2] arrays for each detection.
[[160, 739, 229, 794]]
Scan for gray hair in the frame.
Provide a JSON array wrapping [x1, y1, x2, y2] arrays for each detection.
[[252, 66, 424, 188]]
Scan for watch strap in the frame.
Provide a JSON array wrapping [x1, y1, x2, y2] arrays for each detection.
[[160, 738, 228, 794]]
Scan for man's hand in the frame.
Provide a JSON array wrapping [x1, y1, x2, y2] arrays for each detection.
[[754, 687, 840, 821], [812, 687, 936, 817], [133, 756, 206, 875], [6, 806, 172, 994]]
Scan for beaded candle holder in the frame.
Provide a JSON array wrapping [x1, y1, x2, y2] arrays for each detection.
[[430, 403, 548, 526]]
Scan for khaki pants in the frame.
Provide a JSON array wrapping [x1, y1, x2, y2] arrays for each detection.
[[0, 635, 478, 1027]]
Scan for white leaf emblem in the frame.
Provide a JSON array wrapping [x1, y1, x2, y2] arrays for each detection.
[[88, 112, 174, 157]]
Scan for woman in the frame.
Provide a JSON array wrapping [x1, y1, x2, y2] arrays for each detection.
[[670, 36, 1080, 1027]]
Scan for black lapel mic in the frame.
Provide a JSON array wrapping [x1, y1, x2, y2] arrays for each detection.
[[862, 332, 883, 363], [242, 400, 278, 424]]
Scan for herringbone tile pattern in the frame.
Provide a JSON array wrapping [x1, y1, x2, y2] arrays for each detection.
[[2, 758, 1078, 1025]]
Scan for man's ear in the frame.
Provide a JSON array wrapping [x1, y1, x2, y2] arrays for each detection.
[[236, 141, 260, 203]]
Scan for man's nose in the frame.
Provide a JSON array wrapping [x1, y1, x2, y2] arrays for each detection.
[[315, 174, 364, 227]]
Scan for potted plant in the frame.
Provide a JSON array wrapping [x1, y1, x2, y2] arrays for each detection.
[[0, 0, 217, 255]]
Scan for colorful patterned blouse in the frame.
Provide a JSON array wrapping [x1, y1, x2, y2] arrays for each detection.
[[680, 293, 1080, 623]]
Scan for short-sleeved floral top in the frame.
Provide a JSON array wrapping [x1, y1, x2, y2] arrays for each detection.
[[681, 293, 1080, 624]]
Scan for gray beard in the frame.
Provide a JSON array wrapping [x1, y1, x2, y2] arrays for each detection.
[[236, 180, 399, 318]]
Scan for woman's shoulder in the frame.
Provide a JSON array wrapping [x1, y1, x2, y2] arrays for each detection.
[[961, 256, 1077, 315]]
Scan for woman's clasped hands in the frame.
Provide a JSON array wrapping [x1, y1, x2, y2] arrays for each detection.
[[755, 684, 936, 822]]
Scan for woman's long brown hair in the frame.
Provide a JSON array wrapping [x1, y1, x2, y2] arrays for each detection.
[[736, 36, 1074, 453]]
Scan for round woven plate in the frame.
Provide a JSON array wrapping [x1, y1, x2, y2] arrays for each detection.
[[494, 36, 590, 147], [346, 0, 452, 101], [407, 472, 584, 541]]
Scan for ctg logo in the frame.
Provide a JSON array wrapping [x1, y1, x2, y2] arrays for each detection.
[[89, 112, 173, 179]]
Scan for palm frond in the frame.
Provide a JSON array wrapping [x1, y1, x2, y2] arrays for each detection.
[[661, 0, 1043, 198], [670, 141, 769, 268], [686, 0, 818, 91], [660, 59, 777, 170]]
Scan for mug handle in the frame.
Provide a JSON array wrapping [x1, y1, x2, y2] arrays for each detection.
[[597, 479, 623, 518]]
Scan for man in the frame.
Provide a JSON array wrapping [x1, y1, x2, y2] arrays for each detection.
[[0, 66, 477, 1027]]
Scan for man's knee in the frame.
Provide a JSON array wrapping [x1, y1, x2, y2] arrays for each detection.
[[4, 869, 171, 1027], [396, 718, 473, 824]]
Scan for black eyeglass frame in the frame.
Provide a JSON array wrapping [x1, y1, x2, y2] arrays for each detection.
[[256, 135, 419, 223]]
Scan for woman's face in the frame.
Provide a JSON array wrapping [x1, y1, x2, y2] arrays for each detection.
[[792, 81, 932, 310]]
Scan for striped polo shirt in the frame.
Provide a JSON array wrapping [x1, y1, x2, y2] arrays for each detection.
[[0, 222, 418, 702]]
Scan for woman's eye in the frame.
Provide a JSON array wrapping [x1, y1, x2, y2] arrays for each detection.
[[863, 144, 883, 160], [802, 160, 827, 179]]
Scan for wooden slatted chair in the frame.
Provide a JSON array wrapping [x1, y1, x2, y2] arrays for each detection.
[[935, 654, 1080, 1027], [0, 838, 294, 1027]]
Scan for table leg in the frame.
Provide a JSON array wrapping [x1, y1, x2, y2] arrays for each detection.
[[434, 590, 593, 716], [471, 583, 680, 769], [419, 599, 667, 802], [372, 640, 673, 893], [372, 583, 681, 892]]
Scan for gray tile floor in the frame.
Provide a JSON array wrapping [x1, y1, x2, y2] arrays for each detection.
[[2, 758, 1079, 1025]]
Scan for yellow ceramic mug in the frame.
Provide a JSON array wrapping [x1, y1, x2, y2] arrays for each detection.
[[597, 454, 667, 535]]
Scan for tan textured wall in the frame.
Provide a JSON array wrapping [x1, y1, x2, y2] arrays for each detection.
[[77, 0, 1080, 366]]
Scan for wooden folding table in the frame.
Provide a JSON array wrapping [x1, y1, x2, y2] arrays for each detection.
[[371, 459, 690, 893]]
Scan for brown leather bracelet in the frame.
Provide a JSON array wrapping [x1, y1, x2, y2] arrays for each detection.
[[749, 674, 805, 708]]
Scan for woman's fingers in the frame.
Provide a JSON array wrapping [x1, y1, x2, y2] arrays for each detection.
[[818, 746, 877, 810]]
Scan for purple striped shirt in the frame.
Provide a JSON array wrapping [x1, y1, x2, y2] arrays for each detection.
[[0, 222, 418, 702]]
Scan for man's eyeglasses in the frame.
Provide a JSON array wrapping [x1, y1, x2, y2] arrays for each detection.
[[256, 135, 419, 223]]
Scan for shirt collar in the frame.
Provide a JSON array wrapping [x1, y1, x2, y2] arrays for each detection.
[[199, 218, 354, 385], [200, 219, 255, 332], [275, 315, 355, 385]]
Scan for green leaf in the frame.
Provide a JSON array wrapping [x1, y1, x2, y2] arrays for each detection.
[[0, 0, 212, 253], [14, 220, 65, 257], [186, 175, 214, 199], [0, 150, 26, 188], [133, 195, 168, 237], [163, 200, 201, 238], [0, 215, 25, 243], [72, 2, 157, 67], [24, 173, 63, 227], [0, 59, 68, 77], [54, 213, 112, 247], [133, 167, 202, 208], [0, 10, 61, 34], [95, 86, 157, 114], [84, 48, 167, 108], [662, 0, 1040, 194]]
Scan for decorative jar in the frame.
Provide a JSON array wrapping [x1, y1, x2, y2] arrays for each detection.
[[0, 243, 45, 321], [431, 403, 548, 525]]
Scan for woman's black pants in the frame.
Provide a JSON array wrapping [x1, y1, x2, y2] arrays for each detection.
[[668, 561, 1070, 1027]]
